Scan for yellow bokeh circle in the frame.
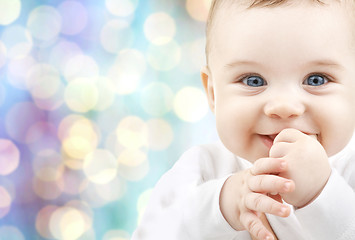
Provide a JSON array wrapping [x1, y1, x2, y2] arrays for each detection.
[[83, 149, 118, 185], [116, 116, 148, 149], [0, 0, 21, 25], [64, 78, 99, 113], [144, 12, 176, 45], [173, 87, 209, 122]]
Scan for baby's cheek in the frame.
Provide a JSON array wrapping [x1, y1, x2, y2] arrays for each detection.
[[322, 130, 352, 157]]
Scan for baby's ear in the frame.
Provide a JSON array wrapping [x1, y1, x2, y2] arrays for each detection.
[[200, 66, 215, 113]]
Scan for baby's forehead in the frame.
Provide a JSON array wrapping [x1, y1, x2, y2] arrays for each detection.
[[207, 0, 355, 55], [206, 0, 355, 68]]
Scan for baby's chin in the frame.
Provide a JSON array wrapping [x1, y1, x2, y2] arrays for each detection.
[[324, 141, 350, 158], [222, 139, 270, 162]]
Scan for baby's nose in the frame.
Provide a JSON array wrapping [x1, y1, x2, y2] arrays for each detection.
[[264, 96, 305, 119]]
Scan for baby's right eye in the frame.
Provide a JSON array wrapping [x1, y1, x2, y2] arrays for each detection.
[[242, 76, 266, 87]]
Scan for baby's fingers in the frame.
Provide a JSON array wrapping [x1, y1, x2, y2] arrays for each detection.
[[240, 212, 274, 240], [251, 158, 287, 175], [248, 174, 294, 194], [245, 192, 291, 217]]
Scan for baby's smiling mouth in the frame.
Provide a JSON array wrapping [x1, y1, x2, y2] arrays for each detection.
[[259, 132, 319, 147], [268, 134, 278, 141], [259, 134, 276, 149]]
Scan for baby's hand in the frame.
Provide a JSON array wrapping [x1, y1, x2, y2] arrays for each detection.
[[270, 128, 331, 208], [220, 158, 294, 240]]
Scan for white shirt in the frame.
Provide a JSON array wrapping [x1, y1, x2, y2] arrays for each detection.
[[132, 135, 355, 239]]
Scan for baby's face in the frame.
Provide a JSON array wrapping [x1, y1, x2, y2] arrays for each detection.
[[203, 2, 355, 162]]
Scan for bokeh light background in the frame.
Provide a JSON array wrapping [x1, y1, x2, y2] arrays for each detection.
[[0, 0, 218, 239]]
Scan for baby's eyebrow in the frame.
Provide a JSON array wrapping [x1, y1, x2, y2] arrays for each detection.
[[307, 59, 344, 69], [224, 59, 344, 70], [224, 60, 260, 69]]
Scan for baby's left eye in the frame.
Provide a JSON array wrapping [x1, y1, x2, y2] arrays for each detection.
[[303, 75, 328, 86]]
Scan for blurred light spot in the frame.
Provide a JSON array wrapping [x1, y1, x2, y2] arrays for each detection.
[[26, 64, 61, 99], [5, 102, 45, 143], [147, 119, 173, 151], [141, 82, 173, 116], [64, 54, 99, 81], [116, 48, 146, 78], [36, 205, 58, 239], [33, 175, 63, 200], [77, 229, 96, 240], [7, 56, 36, 89], [93, 177, 125, 202], [61, 117, 99, 162], [92, 77, 115, 111], [60, 169, 88, 195], [103, 230, 131, 240], [80, 177, 126, 208], [144, 12, 176, 45], [22, 120, 50, 145], [64, 78, 99, 113], [118, 149, 146, 167], [0, 225, 24, 240], [107, 49, 146, 95], [118, 149, 149, 181], [65, 200, 93, 233], [0, 204, 10, 219], [83, 149, 118, 185], [0, 186, 11, 218], [27, 5, 62, 41], [147, 41, 181, 71], [0, 139, 20, 176], [58, 1, 88, 35], [116, 116, 147, 149], [1, 25, 33, 59], [105, 0, 138, 17], [186, 0, 212, 22], [62, 141, 91, 169], [173, 87, 209, 122], [0, 41, 7, 68], [49, 40, 83, 74], [137, 189, 152, 224], [100, 20, 133, 54], [32, 83, 65, 111], [58, 114, 84, 141], [104, 132, 125, 157], [0, 0, 21, 25], [33, 149, 63, 182], [179, 38, 206, 74], [49, 206, 87, 240]]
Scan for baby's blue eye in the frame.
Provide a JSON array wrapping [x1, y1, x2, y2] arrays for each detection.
[[242, 76, 266, 87], [304, 75, 328, 86]]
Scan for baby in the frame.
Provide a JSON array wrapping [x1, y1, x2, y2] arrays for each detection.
[[133, 0, 355, 239]]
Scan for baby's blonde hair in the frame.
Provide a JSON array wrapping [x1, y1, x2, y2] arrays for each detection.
[[205, 0, 354, 65]]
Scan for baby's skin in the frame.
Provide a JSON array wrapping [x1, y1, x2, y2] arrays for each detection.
[[219, 128, 331, 240]]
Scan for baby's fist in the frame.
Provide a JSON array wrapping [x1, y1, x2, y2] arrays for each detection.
[[269, 128, 331, 207]]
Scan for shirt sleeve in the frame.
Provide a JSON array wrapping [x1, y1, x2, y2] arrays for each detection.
[[295, 168, 355, 240], [132, 146, 251, 240]]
